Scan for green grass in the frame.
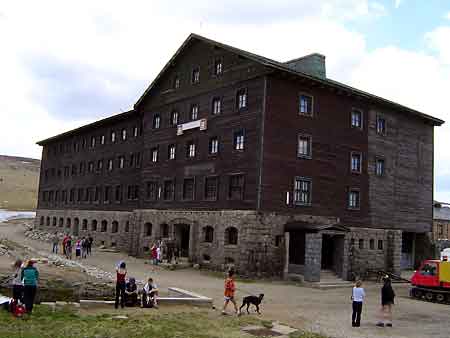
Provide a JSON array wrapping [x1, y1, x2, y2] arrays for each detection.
[[0, 305, 261, 338]]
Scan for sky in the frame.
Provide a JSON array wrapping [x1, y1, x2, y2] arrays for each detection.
[[0, 0, 449, 201]]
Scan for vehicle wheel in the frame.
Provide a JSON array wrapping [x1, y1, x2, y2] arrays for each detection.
[[425, 292, 434, 302], [436, 293, 445, 303], [412, 289, 423, 299]]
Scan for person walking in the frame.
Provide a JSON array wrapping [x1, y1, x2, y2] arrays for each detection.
[[115, 262, 127, 309], [87, 235, 93, 256], [51, 232, 59, 254], [21, 260, 39, 314], [11, 259, 24, 306], [351, 280, 365, 327], [377, 276, 396, 327], [156, 245, 162, 264], [62, 234, 68, 256], [151, 244, 157, 265], [75, 239, 82, 260], [222, 269, 239, 315], [65, 235, 72, 259], [81, 237, 88, 259]]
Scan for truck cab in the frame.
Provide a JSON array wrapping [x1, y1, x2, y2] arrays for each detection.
[[411, 260, 450, 289]]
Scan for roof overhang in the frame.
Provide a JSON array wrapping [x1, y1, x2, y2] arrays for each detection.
[[284, 221, 350, 233]]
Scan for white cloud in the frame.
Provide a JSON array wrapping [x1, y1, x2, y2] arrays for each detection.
[[446, 12, 450, 20], [394, 0, 403, 8], [425, 26, 450, 65]]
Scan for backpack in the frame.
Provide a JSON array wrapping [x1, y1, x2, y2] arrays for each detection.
[[10, 300, 26, 317]]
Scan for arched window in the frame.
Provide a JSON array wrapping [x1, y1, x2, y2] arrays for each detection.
[[66, 218, 71, 228], [144, 223, 152, 237], [203, 226, 214, 243], [40, 216, 44, 226], [160, 223, 169, 238], [124, 221, 130, 233], [359, 239, 364, 249], [225, 227, 238, 245], [59, 217, 64, 227], [53, 217, 57, 226], [74, 218, 79, 227], [101, 220, 107, 232], [91, 220, 98, 232], [369, 239, 375, 250], [81, 219, 87, 230], [112, 221, 119, 233], [46, 217, 50, 226]]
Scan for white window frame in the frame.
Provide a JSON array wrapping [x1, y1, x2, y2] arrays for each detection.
[[188, 142, 196, 158], [348, 189, 360, 210], [293, 177, 312, 206], [210, 137, 219, 154], [297, 134, 312, 159], [169, 145, 176, 160], [191, 104, 199, 120], [299, 93, 314, 116], [237, 89, 247, 110], [376, 158, 385, 176], [151, 148, 158, 163], [376, 115, 386, 135], [212, 98, 221, 115], [351, 109, 363, 129], [351, 152, 362, 173]]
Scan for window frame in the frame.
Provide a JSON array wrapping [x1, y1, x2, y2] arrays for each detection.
[[350, 151, 362, 174], [212, 97, 222, 115], [182, 177, 195, 201], [191, 66, 200, 84], [186, 141, 196, 159], [190, 104, 199, 120], [228, 173, 245, 200], [214, 58, 223, 77], [376, 115, 387, 135], [351, 109, 363, 129], [298, 93, 314, 117], [204, 175, 219, 201], [293, 176, 312, 206], [236, 88, 248, 111], [375, 157, 385, 177], [209, 137, 219, 155], [151, 147, 159, 163], [297, 133, 312, 159], [168, 144, 176, 160], [170, 110, 179, 126], [233, 129, 245, 151], [348, 188, 361, 210], [153, 114, 161, 129]]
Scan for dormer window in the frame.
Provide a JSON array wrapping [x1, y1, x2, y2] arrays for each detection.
[[192, 67, 200, 84], [214, 59, 223, 76]]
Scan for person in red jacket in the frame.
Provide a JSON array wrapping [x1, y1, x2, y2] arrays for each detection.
[[115, 262, 127, 309], [222, 269, 239, 315]]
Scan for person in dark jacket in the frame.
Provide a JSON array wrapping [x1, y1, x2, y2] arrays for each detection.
[[124, 277, 138, 307], [376, 276, 395, 327], [21, 260, 39, 314]]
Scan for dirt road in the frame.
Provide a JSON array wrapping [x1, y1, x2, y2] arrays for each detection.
[[1, 219, 449, 338]]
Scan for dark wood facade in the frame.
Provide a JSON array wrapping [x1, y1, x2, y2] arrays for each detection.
[[36, 34, 443, 233]]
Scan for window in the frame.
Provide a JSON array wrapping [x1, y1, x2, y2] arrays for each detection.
[[101, 220, 107, 232], [125, 221, 130, 233], [153, 114, 161, 129], [438, 224, 444, 236], [62, 190, 67, 204], [144, 223, 152, 236], [203, 226, 214, 243], [163, 180, 175, 200], [146, 181, 157, 201], [378, 240, 383, 250], [71, 165, 77, 176], [214, 58, 223, 76], [82, 139, 87, 149], [348, 189, 360, 209], [91, 220, 98, 231], [160, 223, 169, 238], [119, 156, 125, 169], [55, 190, 59, 203], [351, 110, 362, 129], [49, 190, 54, 202], [52, 217, 57, 226], [115, 185, 122, 202], [212, 97, 221, 115], [205, 176, 218, 201], [370, 239, 375, 250], [419, 262, 438, 276], [88, 162, 94, 173], [376, 158, 385, 176], [351, 152, 362, 173], [79, 162, 85, 175], [94, 187, 100, 202], [275, 235, 283, 247], [183, 178, 195, 200], [101, 135, 105, 145], [121, 128, 127, 141], [234, 130, 245, 151], [190, 104, 199, 120], [59, 217, 64, 227], [294, 177, 312, 205], [151, 147, 159, 162], [77, 188, 83, 203], [168, 144, 176, 160], [136, 152, 141, 167], [209, 137, 219, 155], [133, 126, 139, 137], [187, 141, 196, 158], [299, 94, 313, 115], [108, 159, 113, 171], [237, 89, 247, 110], [69, 189, 75, 203], [174, 75, 180, 89], [170, 111, 179, 125], [225, 227, 238, 245], [127, 185, 139, 200], [192, 67, 200, 84], [229, 174, 244, 200], [64, 166, 69, 177], [91, 136, 96, 148], [298, 134, 312, 158], [104, 186, 110, 203], [85, 188, 91, 202], [97, 160, 103, 171], [376, 116, 386, 135], [111, 131, 116, 143], [359, 239, 364, 249], [112, 221, 119, 233]]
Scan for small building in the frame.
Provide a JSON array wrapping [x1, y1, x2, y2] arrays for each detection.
[[34, 33, 444, 282], [433, 201, 450, 240]]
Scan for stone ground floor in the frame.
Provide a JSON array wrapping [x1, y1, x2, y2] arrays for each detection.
[[35, 209, 431, 281]]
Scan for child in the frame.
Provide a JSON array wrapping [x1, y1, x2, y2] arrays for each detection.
[[222, 269, 239, 315], [377, 276, 396, 327], [351, 280, 365, 327], [115, 262, 127, 309], [75, 239, 81, 260]]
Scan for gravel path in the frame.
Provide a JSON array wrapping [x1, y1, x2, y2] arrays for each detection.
[[1, 219, 449, 338]]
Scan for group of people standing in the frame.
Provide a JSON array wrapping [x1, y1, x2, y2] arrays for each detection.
[[10, 259, 39, 315], [351, 276, 396, 328], [52, 232, 93, 260], [150, 241, 181, 265], [114, 261, 159, 309]]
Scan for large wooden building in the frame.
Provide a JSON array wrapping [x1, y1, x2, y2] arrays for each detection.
[[35, 34, 444, 281]]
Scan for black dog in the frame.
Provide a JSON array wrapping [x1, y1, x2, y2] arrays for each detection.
[[239, 293, 264, 314]]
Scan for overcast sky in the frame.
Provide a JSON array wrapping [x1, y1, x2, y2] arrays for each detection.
[[0, 0, 449, 201]]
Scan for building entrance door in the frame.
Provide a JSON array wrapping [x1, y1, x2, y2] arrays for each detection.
[[174, 224, 190, 258]]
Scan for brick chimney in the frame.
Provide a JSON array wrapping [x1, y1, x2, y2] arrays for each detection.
[[284, 53, 326, 79]]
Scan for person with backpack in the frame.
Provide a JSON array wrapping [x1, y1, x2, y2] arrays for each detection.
[[351, 280, 365, 327], [115, 262, 127, 309], [377, 276, 396, 327], [21, 260, 39, 314]]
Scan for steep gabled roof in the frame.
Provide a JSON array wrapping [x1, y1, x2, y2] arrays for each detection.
[[134, 33, 444, 126]]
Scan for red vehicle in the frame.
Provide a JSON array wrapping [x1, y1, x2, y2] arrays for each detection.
[[410, 260, 450, 303]]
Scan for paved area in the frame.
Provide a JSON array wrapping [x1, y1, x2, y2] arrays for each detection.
[[1, 219, 450, 338]]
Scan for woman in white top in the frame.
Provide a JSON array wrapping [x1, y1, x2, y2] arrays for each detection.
[[351, 280, 365, 327], [11, 259, 24, 303]]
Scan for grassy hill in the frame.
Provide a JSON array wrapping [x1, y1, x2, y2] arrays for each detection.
[[0, 155, 40, 210]]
